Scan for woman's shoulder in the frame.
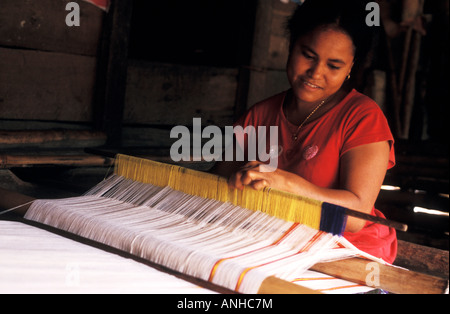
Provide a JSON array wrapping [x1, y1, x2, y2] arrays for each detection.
[[251, 91, 287, 111], [330, 89, 392, 136], [341, 89, 382, 113], [241, 91, 287, 122]]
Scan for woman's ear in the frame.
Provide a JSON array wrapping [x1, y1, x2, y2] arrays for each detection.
[[346, 61, 355, 80]]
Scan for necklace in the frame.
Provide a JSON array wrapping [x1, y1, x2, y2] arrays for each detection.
[[287, 98, 328, 141]]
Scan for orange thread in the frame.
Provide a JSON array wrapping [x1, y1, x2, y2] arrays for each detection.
[[208, 223, 299, 281], [319, 284, 363, 292], [235, 231, 325, 291]]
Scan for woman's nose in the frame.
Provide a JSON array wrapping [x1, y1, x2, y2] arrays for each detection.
[[306, 62, 324, 79]]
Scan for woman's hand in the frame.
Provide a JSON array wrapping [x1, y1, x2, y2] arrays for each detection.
[[215, 141, 390, 233], [225, 141, 390, 233], [228, 161, 291, 191]]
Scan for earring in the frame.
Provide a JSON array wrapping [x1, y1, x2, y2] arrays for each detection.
[[346, 74, 351, 80]]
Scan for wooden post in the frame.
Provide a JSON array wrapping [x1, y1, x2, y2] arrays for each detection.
[[246, 0, 273, 109], [93, 0, 133, 147]]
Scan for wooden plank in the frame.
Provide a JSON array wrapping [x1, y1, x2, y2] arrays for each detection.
[[395, 240, 449, 278], [258, 276, 322, 294], [383, 174, 449, 196], [124, 61, 238, 127], [389, 163, 449, 181], [377, 190, 449, 213], [0, 0, 103, 56], [311, 257, 448, 294], [0, 47, 96, 122], [0, 130, 106, 148]]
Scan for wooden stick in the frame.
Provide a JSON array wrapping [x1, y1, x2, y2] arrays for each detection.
[[311, 257, 448, 294], [344, 208, 408, 232], [0, 154, 114, 168]]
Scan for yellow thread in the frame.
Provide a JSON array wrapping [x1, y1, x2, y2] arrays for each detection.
[[114, 154, 323, 227]]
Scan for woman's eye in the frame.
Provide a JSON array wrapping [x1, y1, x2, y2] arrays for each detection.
[[302, 51, 314, 59], [328, 64, 341, 70]]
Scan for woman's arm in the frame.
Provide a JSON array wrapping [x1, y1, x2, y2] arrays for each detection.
[[226, 141, 391, 233]]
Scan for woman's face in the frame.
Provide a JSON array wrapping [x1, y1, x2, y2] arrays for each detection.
[[287, 27, 355, 105]]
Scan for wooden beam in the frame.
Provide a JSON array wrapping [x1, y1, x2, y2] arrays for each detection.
[[0, 130, 106, 147], [0, 154, 113, 168]]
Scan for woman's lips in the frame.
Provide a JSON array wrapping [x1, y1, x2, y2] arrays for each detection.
[[302, 79, 323, 89]]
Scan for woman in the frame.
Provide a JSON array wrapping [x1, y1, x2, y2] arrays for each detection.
[[212, 0, 397, 263]]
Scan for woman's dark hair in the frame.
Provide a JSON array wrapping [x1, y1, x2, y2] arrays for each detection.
[[287, 0, 377, 65]]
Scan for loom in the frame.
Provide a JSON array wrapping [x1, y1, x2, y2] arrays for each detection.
[[1, 154, 448, 294]]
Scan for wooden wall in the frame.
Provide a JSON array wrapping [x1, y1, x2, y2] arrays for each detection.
[[0, 0, 295, 149], [121, 0, 295, 149], [0, 0, 103, 124]]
